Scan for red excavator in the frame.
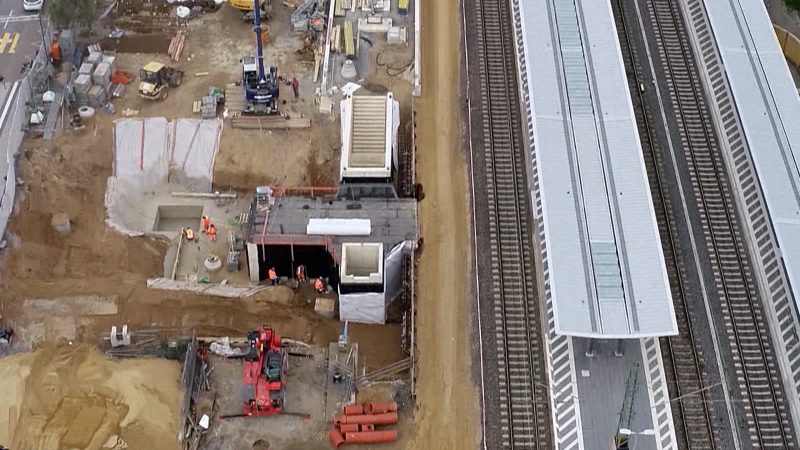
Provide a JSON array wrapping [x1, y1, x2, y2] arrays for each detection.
[[242, 327, 288, 416]]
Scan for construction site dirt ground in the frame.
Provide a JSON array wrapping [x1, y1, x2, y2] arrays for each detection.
[[204, 352, 414, 449], [0, 0, 473, 449], [409, 0, 481, 447], [0, 345, 181, 449]]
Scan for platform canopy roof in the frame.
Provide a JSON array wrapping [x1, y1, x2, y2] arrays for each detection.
[[520, 0, 677, 337], [704, 0, 800, 319]]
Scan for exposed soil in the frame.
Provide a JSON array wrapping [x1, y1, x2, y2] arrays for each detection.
[[0, 103, 403, 370], [0, 345, 181, 449], [100, 33, 173, 53], [0, 0, 427, 448], [408, 0, 481, 448]]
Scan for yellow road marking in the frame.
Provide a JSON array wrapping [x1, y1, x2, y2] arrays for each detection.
[[8, 33, 18, 53], [0, 32, 9, 53]]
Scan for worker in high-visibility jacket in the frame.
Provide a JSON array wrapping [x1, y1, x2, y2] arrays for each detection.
[[201, 216, 211, 233], [268, 267, 279, 285], [207, 223, 217, 242], [314, 278, 325, 294]]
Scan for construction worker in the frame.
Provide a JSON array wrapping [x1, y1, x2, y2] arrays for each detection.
[[184, 227, 195, 241], [291, 76, 300, 101], [314, 277, 325, 294], [295, 264, 306, 283], [207, 223, 217, 242], [268, 267, 279, 285], [201, 215, 211, 233]]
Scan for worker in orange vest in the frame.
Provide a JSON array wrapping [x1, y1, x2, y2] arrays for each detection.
[[207, 223, 217, 242], [268, 267, 279, 285], [314, 278, 325, 294], [295, 265, 306, 283], [184, 227, 195, 241], [201, 216, 211, 233]]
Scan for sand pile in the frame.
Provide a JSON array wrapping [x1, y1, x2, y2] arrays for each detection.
[[0, 345, 181, 450]]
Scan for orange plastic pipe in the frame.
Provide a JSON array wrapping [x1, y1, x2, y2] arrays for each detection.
[[343, 404, 364, 415], [344, 430, 398, 444], [339, 423, 359, 433], [328, 430, 345, 448], [339, 412, 398, 425], [360, 424, 375, 432], [363, 402, 398, 414]]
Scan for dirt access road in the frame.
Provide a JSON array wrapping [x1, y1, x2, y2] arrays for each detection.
[[410, 0, 481, 448]]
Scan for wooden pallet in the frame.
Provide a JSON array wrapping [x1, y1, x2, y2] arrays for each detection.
[[224, 84, 246, 114]]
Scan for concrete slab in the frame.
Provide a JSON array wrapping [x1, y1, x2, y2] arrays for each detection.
[[572, 339, 658, 450], [22, 295, 120, 317]]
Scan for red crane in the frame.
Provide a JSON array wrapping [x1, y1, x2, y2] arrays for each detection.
[[242, 327, 287, 416]]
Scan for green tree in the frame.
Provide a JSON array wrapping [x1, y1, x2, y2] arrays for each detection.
[[49, 0, 96, 27]]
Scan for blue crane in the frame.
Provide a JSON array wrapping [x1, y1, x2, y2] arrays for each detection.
[[242, 0, 280, 115]]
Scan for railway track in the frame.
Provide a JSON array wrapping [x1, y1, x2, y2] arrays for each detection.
[[641, 0, 794, 446], [471, 0, 551, 447], [611, 1, 717, 448]]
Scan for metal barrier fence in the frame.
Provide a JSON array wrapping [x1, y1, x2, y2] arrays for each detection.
[[0, 19, 53, 243]]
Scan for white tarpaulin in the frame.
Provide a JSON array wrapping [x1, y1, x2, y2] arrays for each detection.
[[171, 119, 223, 191], [113, 117, 222, 192], [114, 117, 171, 190], [307, 218, 371, 236], [339, 292, 386, 324], [384, 241, 407, 303]]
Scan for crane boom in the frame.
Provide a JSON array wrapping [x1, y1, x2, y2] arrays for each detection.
[[253, 0, 266, 83]]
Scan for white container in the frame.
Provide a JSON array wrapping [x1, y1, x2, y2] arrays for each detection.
[[78, 106, 95, 119]]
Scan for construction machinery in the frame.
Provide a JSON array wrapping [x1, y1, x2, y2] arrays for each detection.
[[138, 62, 184, 101], [242, 327, 288, 416], [228, 0, 271, 21], [239, 0, 280, 115]]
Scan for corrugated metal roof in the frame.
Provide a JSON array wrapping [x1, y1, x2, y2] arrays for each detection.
[[705, 1, 800, 320], [350, 95, 389, 167], [521, 0, 677, 337]]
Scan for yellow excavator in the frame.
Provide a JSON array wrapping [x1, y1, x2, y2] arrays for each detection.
[[137, 62, 184, 101], [228, 0, 271, 21]]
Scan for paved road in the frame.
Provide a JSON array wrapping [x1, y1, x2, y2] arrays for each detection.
[[0, 0, 46, 83]]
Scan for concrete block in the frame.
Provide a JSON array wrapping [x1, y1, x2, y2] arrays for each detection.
[[86, 51, 102, 65], [79, 62, 94, 75], [101, 54, 117, 73], [88, 85, 107, 107], [59, 29, 75, 58], [73, 74, 92, 93], [92, 62, 111, 87], [315, 297, 336, 319], [387, 26, 405, 44], [357, 16, 392, 33], [51, 212, 71, 234]]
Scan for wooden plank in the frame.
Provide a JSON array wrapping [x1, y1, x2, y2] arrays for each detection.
[[344, 20, 355, 57], [231, 116, 312, 129], [333, 25, 341, 52]]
